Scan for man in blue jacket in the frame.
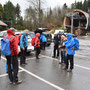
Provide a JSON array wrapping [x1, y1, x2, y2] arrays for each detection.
[[40, 34, 47, 50], [64, 33, 75, 72], [20, 30, 29, 65]]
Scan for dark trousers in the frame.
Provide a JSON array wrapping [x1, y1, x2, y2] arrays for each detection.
[[6, 55, 18, 82], [20, 47, 27, 64], [36, 47, 40, 58], [43, 42, 46, 50], [53, 45, 59, 57], [66, 54, 74, 69]]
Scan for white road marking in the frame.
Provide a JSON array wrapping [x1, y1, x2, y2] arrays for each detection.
[[19, 67, 64, 90], [40, 54, 90, 71], [0, 70, 24, 78], [26, 57, 36, 60], [1, 56, 64, 90], [1, 56, 42, 61], [2, 54, 90, 71], [75, 54, 90, 59]]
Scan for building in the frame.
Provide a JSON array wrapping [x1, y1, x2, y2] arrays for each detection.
[[64, 9, 90, 35], [0, 20, 8, 31]]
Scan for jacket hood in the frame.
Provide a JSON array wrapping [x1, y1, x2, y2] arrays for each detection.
[[23, 32, 28, 36], [36, 33, 40, 37], [7, 29, 14, 35], [67, 33, 72, 41]]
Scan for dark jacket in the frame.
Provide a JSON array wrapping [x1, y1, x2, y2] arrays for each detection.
[[53, 34, 61, 46]]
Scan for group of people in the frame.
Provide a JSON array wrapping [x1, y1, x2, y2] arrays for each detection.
[[1, 28, 47, 85], [1, 28, 29, 85], [52, 33, 79, 72], [0, 27, 79, 85], [31, 32, 47, 59]]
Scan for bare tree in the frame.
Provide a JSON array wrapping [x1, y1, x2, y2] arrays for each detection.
[[27, 0, 45, 27]]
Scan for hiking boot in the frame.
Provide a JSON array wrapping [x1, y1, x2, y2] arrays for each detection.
[[56, 56, 59, 58], [9, 81, 13, 84], [63, 67, 67, 70], [13, 80, 22, 85], [59, 62, 62, 64], [67, 69, 72, 72], [52, 56, 55, 58], [16, 80, 22, 84]]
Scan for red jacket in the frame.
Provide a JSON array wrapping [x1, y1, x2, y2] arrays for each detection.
[[35, 33, 40, 47], [4, 29, 19, 56]]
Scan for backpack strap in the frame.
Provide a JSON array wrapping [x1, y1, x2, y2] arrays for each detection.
[[9, 36, 14, 40], [5, 36, 14, 40]]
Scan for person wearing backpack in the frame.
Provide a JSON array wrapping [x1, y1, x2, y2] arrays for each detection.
[[63, 33, 76, 72], [40, 33, 47, 50], [35, 33, 40, 59], [20, 30, 29, 65], [2, 28, 22, 84]]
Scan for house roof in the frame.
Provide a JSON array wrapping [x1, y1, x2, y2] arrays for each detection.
[[0, 20, 8, 26]]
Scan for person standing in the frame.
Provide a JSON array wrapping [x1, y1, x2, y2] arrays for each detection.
[[35, 33, 40, 59], [52, 34, 60, 58], [20, 30, 29, 65], [40, 33, 47, 50], [59, 35, 67, 64], [64, 33, 75, 72], [4, 28, 22, 84]]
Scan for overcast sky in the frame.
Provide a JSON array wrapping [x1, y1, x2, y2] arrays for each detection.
[[0, 0, 84, 17]]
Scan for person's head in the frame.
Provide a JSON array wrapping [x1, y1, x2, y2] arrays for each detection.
[[36, 33, 40, 37], [10, 27, 16, 34], [7, 27, 16, 35], [54, 34, 57, 37], [24, 29, 29, 34], [66, 33, 72, 41]]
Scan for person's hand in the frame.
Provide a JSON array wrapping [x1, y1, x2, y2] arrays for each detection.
[[23, 48, 25, 50], [59, 45, 61, 48], [62, 43, 65, 46]]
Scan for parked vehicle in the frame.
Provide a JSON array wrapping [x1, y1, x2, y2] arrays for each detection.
[[28, 32, 35, 39], [0, 31, 34, 53], [34, 28, 52, 46], [43, 32, 52, 46]]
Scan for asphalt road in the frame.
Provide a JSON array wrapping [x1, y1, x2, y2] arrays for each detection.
[[0, 36, 90, 90]]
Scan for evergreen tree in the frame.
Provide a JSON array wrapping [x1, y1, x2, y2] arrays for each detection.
[[0, 3, 3, 20], [3, 1, 16, 27]]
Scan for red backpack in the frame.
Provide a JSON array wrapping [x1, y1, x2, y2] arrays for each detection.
[[31, 37, 36, 46], [18, 34, 22, 45]]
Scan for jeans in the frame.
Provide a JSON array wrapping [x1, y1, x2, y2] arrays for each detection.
[[61, 51, 66, 63]]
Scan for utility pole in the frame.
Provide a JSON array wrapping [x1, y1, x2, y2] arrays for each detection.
[[71, 13, 73, 34]]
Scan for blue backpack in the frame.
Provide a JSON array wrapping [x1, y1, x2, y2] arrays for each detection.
[[73, 37, 79, 50], [42, 36, 47, 42], [1, 36, 14, 56]]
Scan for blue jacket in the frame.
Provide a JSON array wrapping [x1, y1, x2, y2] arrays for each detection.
[[20, 32, 28, 49], [64, 33, 75, 55], [40, 34, 47, 42]]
